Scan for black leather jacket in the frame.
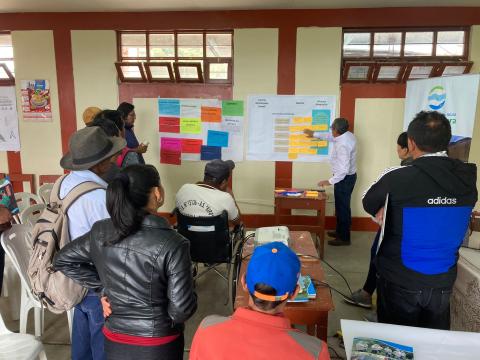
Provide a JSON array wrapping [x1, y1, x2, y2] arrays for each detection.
[[54, 215, 197, 337]]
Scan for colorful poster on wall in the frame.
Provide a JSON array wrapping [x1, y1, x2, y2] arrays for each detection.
[[247, 95, 336, 161], [158, 98, 244, 165], [0, 86, 21, 151], [20, 80, 52, 122]]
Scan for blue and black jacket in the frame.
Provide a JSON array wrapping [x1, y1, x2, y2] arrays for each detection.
[[363, 155, 477, 289]]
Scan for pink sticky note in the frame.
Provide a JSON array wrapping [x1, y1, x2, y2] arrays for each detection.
[[161, 137, 182, 152]]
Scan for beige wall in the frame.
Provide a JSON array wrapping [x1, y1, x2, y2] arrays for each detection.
[[0, 152, 7, 173], [294, 27, 342, 215], [352, 98, 405, 216], [71, 30, 119, 130], [232, 28, 279, 214], [469, 26, 480, 210], [470, 26, 480, 74], [133, 29, 279, 214], [12, 31, 63, 178]]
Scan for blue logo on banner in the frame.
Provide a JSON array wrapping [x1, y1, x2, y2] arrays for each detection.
[[428, 86, 446, 110]]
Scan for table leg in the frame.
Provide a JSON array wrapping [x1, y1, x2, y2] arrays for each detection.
[[316, 313, 328, 341]]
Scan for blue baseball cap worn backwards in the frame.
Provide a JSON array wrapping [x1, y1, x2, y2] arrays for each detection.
[[246, 242, 301, 302]]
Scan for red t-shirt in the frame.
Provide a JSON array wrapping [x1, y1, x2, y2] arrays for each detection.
[[190, 308, 330, 359]]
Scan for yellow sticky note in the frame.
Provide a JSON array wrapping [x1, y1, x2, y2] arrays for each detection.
[[288, 153, 298, 160], [312, 124, 329, 131], [307, 148, 317, 155], [180, 118, 201, 134], [316, 140, 328, 147]]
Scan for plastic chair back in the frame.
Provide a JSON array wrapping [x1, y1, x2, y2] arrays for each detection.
[[1, 224, 34, 290], [14, 192, 43, 213], [176, 210, 232, 264], [38, 183, 54, 204], [20, 204, 47, 228]]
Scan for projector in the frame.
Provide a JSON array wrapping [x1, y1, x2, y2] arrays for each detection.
[[254, 226, 290, 248]]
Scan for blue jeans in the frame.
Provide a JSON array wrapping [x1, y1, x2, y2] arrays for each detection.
[[334, 173, 357, 242], [72, 293, 106, 360]]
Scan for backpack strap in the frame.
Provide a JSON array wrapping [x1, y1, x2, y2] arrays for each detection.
[[50, 174, 69, 205], [62, 181, 106, 214]]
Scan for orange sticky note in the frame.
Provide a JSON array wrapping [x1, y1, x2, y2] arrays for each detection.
[[201, 106, 222, 122]]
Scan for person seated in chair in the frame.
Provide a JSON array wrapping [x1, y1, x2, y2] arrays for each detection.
[[190, 241, 330, 360], [175, 159, 241, 226]]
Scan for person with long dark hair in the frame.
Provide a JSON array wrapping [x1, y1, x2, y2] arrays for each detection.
[[117, 102, 147, 164], [55, 164, 197, 360]]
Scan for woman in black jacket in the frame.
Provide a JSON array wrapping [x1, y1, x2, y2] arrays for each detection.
[[55, 164, 197, 360]]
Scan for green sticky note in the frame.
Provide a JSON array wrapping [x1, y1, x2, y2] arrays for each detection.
[[180, 118, 202, 134], [222, 100, 244, 116]]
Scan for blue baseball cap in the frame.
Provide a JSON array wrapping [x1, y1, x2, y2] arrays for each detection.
[[246, 242, 301, 302]]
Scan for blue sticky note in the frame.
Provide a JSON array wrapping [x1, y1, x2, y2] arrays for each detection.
[[316, 146, 329, 156], [207, 130, 229, 147], [158, 99, 180, 116], [200, 145, 222, 160], [312, 109, 330, 126]]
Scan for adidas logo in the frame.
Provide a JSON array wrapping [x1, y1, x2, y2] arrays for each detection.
[[427, 197, 457, 205]]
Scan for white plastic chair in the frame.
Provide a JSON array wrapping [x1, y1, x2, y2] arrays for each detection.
[[0, 255, 21, 321], [14, 193, 43, 214], [20, 204, 47, 228], [1, 225, 73, 340], [0, 311, 47, 360], [37, 184, 54, 205]]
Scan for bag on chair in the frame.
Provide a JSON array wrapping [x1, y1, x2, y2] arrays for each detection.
[[27, 175, 105, 313]]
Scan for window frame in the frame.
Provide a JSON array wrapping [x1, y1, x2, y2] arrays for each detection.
[[173, 62, 204, 83], [0, 63, 14, 86], [114, 62, 147, 83], [342, 61, 375, 83], [342, 27, 470, 61], [372, 62, 407, 83], [0, 31, 15, 85], [144, 62, 175, 83], [117, 30, 233, 84]]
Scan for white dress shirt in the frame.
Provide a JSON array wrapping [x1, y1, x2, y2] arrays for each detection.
[[59, 170, 110, 240], [313, 131, 357, 185]]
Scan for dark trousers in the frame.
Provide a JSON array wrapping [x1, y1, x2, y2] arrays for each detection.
[[334, 174, 357, 242], [377, 276, 451, 330], [362, 230, 380, 295], [72, 293, 106, 360], [105, 333, 184, 360]]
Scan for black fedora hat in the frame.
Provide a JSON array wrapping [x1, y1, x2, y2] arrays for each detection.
[[60, 127, 126, 171]]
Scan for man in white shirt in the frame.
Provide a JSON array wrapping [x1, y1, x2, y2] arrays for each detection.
[[59, 126, 126, 360], [305, 117, 357, 246], [176, 159, 241, 225]]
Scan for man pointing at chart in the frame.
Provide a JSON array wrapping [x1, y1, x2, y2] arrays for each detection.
[[304, 117, 357, 246]]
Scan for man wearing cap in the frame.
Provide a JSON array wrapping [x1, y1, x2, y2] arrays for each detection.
[[190, 242, 330, 359], [60, 126, 126, 360], [305, 117, 357, 246], [175, 159, 241, 225]]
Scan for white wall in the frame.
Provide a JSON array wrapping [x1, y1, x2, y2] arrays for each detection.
[[0, 152, 7, 173], [71, 30, 119, 130], [12, 31, 63, 177]]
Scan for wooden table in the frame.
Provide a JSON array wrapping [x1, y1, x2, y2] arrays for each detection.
[[234, 231, 334, 341], [274, 189, 327, 259]]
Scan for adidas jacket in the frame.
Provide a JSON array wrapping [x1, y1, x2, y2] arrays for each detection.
[[363, 154, 477, 289]]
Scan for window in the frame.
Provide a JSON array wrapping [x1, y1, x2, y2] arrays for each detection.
[[117, 31, 233, 84], [0, 33, 14, 85], [342, 27, 471, 83]]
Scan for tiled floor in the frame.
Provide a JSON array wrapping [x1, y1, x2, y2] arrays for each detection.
[[0, 231, 377, 360]]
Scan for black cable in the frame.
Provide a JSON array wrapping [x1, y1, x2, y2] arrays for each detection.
[[296, 253, 354, 299], [328, 345, 345, 360]]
